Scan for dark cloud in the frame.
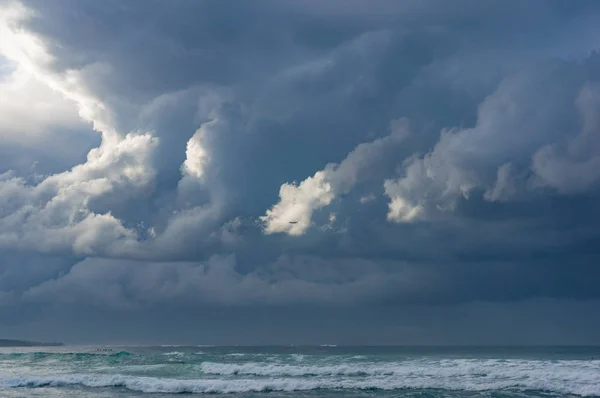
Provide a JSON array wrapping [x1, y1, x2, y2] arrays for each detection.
[[0, 0, 599, 343], [3, 296, 600, 345]]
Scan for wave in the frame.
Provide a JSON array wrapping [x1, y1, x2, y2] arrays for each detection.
[[162, 351, 212, 357], [200, 361, 395, 376], [199, 359, 600, 378], [95, 364, 168, 373], [1, 369, 599, 396], [2, 356, 599, 396]]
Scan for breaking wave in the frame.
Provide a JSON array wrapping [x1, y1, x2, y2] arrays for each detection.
[[1, 358, 599, 396]]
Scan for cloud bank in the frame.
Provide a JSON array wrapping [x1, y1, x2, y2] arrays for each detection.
[[1, 0, 600, 343]]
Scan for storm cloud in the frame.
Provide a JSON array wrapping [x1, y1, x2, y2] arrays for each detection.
[[0, 0, 600, 344]]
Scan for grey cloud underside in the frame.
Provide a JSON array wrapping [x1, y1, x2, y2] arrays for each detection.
[[4, 298, 600, 346], [1, 0, 600, 342]]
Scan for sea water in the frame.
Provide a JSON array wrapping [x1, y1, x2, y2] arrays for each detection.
[[0, 345, 599, 397]]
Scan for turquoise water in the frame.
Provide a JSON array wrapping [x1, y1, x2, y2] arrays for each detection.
[[0, 346, 599, 397]]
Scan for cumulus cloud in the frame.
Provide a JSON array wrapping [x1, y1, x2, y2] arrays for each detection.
[[384, 56, 600, 222], [0, 132, 157, 255], [182, 131, 209, 180], [262, 119, 410, 235], [0, 1, 159, 256]]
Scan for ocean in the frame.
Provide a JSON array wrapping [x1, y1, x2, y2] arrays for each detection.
[[0, 345, 599, 397]]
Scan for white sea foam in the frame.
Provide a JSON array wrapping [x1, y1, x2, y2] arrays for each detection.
[[1, 358, 599, 395], [0, 365, 599, 396], [97, 364, 168, 372], [224, 353, 276, 360], [200, 361, 396, 376], [195, 358, 600, 395], [163, 352, 185, 356]]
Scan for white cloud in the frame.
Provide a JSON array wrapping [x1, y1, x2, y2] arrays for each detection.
[[182, 124, 210, 179], [385, 193, 423, 223], [383, 143, 477, 223], [0, 132, 158, 255], [262, 119, 410, 235], [0, 2, 116, 138], [384, 62, 600, 222], [262, 170, 336, 235], [0, 1, 159, 256], [0, 0, 246, 260]]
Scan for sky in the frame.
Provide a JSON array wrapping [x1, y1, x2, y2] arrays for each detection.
[[0, 0, 600, 345]]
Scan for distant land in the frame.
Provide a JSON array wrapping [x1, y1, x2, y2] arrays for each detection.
[[0, 339, 63, 347]]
